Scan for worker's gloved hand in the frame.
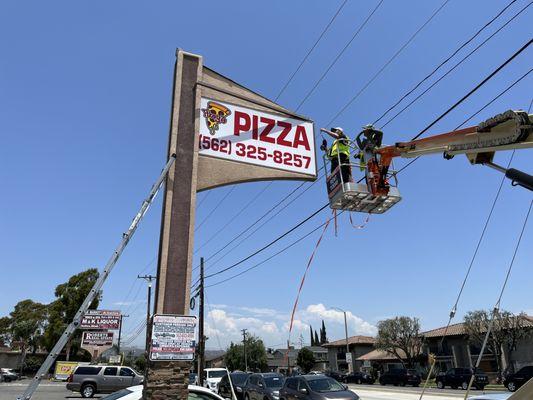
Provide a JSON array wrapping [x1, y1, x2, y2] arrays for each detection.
[[320, 139, 327, 151]]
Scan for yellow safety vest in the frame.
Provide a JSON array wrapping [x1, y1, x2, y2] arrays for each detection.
[[328, 138, 350, 159]]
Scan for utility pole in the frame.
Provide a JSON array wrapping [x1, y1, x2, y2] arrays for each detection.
[[343, 311, 351, 374], [138, 274, 156, 376], [117, 314, 129, 354], [198, 258, 205, 387], [241, 329, 248, 372]]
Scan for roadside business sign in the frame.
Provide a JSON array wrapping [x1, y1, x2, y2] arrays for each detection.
[[149, 314, 197, 361], [80, 331, 114, 361], [81, 331, 114, 346], [54, 361, 79, 381], [108, 354, 122, 365], [199, 98, 316, 177], [80, 310, 121, 330]]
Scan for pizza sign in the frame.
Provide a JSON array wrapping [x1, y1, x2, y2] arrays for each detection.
[[199, 98, 316, 176]]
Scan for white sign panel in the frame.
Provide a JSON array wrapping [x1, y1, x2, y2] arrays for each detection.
[[346, 352, 353, 364], [149, 314, 197, 361], [199, 98, 316, 176]]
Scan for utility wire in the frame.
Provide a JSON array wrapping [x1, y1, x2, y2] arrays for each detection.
[[205, 293, 223, 351], [204, 203, 329, 279], [374, 0, 520, 125], [382, 2, 532, 129], [196, 185, 236, 231], [294, 0, 385, 111], [275, 0, 349, 101], [411, 38, 532, 140], [195, 183, 271, 254], [206, 213, 338, 288], [326, 0, 451, 125], [203, 173, 324, 274], [197, 190, 212, 209], [463, 199, 532, 400]]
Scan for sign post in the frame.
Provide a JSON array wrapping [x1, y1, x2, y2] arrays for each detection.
[[146, 49, 316, 400]]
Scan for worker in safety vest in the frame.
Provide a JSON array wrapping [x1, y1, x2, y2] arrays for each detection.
[[355, 124, 384, 171], [320, 127, 352, 184]]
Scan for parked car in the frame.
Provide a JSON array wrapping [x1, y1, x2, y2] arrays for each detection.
[[218, 371, 249, 400], [100, 384, 226, 400], [466, 395, 511, 400], [344, 372, 374, 385], [66, 365, 144, 398], [244, 373, 284, 400], [436, 368, 488, 390], [280, 375, 359, 400], [204, 368, 229, 392], [1, 368, 20, 382], [379, 369, 421, 387], [503, 366, 533, 392], [324, 370, 346, 382]]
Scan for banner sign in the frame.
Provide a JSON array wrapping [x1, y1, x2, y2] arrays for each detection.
[[149, 314, 197, 361], [54, 361, 79, 381], [80, 310, 121, 330], [326, 166, 342, 198], [81, 331, 114, 346], [199, 98, 316, 176]]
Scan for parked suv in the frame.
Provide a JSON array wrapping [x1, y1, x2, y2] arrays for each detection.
[[379, 369, 420, 387], [244, 373, 284, 400], [435, 367, 488, 390], [66, 365, 144, 398], [344, 371, 374, 385], [1, 368, 20, 382], [503, 365, 533, 392]]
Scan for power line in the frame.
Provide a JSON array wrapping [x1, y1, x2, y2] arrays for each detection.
[[326, 0, 451, 126], [203, 173, 324, 274], [411, 38, 532, 141], [204, 203, 329, 280], [197, 190, 212, 208], [294, 0, 385, 111], [196, 185, 236, 231], [195, 183, 271, 254], [381, 2, 532, 129], [206, 214, 335, 288], [274, 0, 349, 101], [373, 0, 520, 125]]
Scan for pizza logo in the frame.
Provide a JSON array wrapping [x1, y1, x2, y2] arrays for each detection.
[[201, 101, 231, 135]]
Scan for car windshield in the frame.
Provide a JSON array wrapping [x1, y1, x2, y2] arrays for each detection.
[[101, 389, 133, 400], [208, 370, 227, 378], [264, 376, 283, 388], [231, 374, 248, 385], [307, 378, 345, 393]]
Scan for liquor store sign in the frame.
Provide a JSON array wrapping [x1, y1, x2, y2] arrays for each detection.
[[199, 98, 316, 176], [80, 310, 121, 330], [149, 315, 197, 361]]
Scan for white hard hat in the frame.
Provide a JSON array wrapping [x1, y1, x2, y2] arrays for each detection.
[[331, 127, 344, 133]]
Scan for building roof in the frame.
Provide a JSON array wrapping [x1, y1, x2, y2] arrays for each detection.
[[422, 315, 533, 338], [304, 346, 328, 353], [356, 348, 406, 361], [323, 336, 376, 347]]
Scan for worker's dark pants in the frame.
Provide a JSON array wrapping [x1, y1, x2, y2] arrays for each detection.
[[331, 153, 352, 183]]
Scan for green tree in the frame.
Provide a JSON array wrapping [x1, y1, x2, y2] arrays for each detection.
[[320, 320, 327, 344], [314, 330, 319, 347], [375, 316, 423, 368], [43, 268, 100, 360], [224, 334, 267, 372], [0, 316, 11, 345], [297, 348, 315, 373], [309, 325, 314, 346]]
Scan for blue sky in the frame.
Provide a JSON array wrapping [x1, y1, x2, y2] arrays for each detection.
[[1, 0, 532, 350]]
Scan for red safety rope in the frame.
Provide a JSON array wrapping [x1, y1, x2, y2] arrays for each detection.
[[284, 212, 332, 368], [349, 212, 370, 229]]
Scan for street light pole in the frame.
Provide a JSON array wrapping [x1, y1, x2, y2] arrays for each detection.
[[331, 306, 352, 374]]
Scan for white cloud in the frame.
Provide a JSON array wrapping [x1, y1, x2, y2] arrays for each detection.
[[204, 303, 377, 350]]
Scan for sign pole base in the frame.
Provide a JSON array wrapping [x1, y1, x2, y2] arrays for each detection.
[[143, 361, 191, 400]]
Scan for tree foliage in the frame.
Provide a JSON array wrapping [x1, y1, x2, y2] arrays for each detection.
[[224, 334, 267, 372], [375, 316, 423, 368], [43, 268, 100, 358], [297, 347, 315, 373], [320, 320, 327, 344], [464, 309, 532, 377]]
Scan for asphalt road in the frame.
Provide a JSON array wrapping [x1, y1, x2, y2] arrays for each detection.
[[0, 382, 509, 400]]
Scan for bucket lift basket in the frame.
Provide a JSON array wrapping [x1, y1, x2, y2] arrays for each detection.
[[323, 142, 401, 214]]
